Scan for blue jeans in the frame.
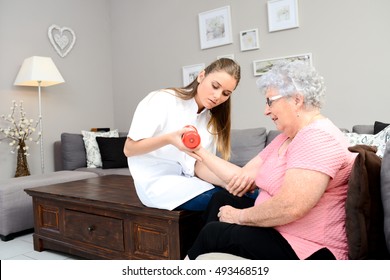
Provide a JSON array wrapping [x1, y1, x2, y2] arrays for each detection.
[[175, 186, 223, 211], [245, 189, 259, 199]]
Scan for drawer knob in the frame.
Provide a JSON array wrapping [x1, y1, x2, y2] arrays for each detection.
[[87, 225, 95, 232]]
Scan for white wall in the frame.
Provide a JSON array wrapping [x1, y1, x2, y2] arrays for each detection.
[[1, 0, 389, 179]]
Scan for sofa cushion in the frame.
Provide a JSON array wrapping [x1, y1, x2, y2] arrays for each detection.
[[352, 125, 374, 134], [266, 130, 281, 146], [346, 145, 389, 259], [381, 141, 390, 252], [229, 127, 267, 167], [344, 125, 390, 158], [75, 167, 130, 176], [96, 137, 128, 169], [374, 121, 390, 134], [61, 133, 87, 170], [81, 130, 119, 168], [0, 170, 98, 237]]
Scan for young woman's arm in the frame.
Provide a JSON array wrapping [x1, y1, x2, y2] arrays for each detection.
[[124, 135, 171, 157], [123, 128, 190, 157], [123, 127, 204, 160]]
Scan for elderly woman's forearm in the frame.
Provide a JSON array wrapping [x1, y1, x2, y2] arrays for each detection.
[[195, 147, 241, 184]]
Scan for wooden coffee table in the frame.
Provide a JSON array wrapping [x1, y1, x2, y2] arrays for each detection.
[[25, 175, 203, 260]]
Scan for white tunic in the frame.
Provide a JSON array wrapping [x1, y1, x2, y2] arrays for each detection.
[[127, 90, 216, 210]]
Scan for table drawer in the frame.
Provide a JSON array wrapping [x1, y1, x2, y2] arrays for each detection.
[[64, 209, 124, 251]]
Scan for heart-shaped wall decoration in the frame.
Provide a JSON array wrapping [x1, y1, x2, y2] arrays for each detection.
[[48, 24, 76, 58]]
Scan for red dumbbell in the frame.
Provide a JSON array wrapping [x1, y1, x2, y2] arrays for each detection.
[[182, 125, 201, 149]]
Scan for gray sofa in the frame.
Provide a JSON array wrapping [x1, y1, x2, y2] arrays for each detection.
[[0, 132, 131, 241], [52, 125, 374, 173], [2, 124, 389, 260], [54, 128, 279, 172], [0, 170, 99, 241], [0, 127, 275, 241], [53, 131, 131, 176]]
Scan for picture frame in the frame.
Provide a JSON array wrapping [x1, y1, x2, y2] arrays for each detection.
[[240, 28, 259, 51], [267, 0, 299, 32], [217, 54, 235, 60], [253, 53, 312, 76], [198, 6, 233, 50], [182, 63, 205, 86]]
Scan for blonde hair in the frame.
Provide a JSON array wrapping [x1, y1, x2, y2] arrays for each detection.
[[169, 58, 241, 160]]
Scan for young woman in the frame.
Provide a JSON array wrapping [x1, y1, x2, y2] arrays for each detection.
[[124, 58, 241, 211]]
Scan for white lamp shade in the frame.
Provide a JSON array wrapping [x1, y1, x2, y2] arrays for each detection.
[[14, 56, 65, 87]]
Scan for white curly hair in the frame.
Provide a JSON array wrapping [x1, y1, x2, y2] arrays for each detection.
[[256, 59, 326, 109]]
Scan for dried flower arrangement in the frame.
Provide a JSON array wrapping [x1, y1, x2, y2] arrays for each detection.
[[0, 100, 41, 177]]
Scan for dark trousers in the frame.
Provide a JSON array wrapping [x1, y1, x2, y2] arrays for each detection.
[[187, 190, 335, 260]]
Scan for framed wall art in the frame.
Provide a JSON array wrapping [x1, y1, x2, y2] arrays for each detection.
[[239, 28, 259, 51], [198, 6, 233, 50], [253, 53, 312, 76], [182, 63, 205, 86], [267, 0, 299, 32], [217, 54, 235, 60]]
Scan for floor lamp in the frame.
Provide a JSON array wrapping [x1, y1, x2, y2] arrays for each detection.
[[14, 56, 65, 174]]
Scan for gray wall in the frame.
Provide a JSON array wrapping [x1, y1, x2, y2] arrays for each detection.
[[0, 0, 114, 178], [112, 0, 390, 133], [1, 0, 389, 179]]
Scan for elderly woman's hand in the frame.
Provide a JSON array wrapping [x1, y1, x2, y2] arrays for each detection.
[[217, 205, 242, 224], [226, 174, 255, 197]]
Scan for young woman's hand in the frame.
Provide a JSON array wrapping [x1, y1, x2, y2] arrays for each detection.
[[125, 127, 202, 158], [168, 127, 187, 149], [171, 127, 203, 161]]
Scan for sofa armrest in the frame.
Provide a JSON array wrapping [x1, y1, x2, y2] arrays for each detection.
[[57, 132, 129, 171], [54, 141, 63, 171]]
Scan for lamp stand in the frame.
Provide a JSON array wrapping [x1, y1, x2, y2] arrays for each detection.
[[38, 81, 44, 174], [13, 56, 65, 175]]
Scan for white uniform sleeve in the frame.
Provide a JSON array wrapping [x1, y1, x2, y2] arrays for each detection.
[[128, 91, 172, 141]]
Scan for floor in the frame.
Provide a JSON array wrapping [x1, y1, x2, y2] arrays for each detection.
[[0, 232, 80, 260]]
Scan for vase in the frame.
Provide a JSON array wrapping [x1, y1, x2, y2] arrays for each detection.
[[14, 139, 30, 177]]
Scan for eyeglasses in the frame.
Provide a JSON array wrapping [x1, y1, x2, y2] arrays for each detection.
[[266, 95, 284, 107]]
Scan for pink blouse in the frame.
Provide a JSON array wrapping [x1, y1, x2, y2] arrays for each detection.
[[255, 119, 356, 259]]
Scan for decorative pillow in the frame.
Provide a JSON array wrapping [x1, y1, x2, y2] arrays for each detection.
[[352, 125, 374, 134], [344, 125, 390, 158], [96, 137, 128, 169], [229, 127, 267, 167], [81, 130, 119, 168], [374, 121, 390, 134], [346, 145, 389, 259], [61, 133, 87, 170], [344, 133, 374, 146], [381, 141, 390, 253]]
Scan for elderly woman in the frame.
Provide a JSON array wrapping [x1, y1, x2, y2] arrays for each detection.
[[186, 60, 357, 260]]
